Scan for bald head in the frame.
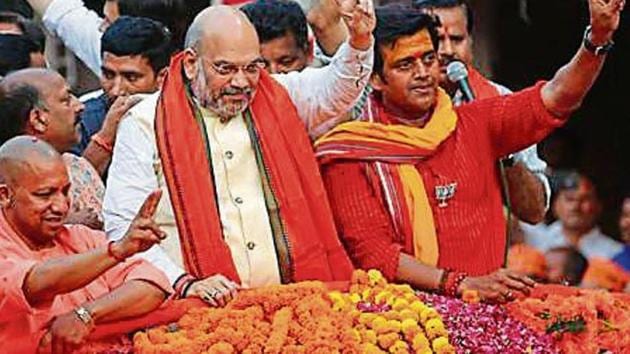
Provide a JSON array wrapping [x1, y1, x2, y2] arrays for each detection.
[[0, 135, 62, 186], [185, 5, 259, 53], [0, 68, 63, 99]]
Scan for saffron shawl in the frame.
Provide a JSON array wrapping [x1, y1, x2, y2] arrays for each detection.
[[316, 89, 457, 266], [155, 52, 353, 283]]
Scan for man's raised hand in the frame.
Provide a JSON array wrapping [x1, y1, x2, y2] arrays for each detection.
[[111, 190, 166, 260], [588, 0, 625, 44], [336, 0, 375, 51]]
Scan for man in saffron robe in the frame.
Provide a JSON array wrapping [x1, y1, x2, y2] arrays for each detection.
[[0, 136, 171, 354], [103, 3, 375, 305], [317, 0, 624, 302]]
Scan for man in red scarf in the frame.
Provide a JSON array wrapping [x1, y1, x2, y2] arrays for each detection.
[[104, 3, 375, 306], [317, 0, 624, 303]]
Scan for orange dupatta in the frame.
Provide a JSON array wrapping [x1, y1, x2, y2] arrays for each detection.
[[155, 52, 353, 284], [316, 89, 457, 266]]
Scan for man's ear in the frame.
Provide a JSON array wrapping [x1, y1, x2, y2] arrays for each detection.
[[370, 72, 385, 92], [156, 67, 168, 87], [27, 108, 48, 135], [0, 185, 11, 209], [306, 37, 315, 65], [182, 48, 199, 81]]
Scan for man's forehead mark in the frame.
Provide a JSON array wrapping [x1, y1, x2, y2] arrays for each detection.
[[383, 30, 434, 64]]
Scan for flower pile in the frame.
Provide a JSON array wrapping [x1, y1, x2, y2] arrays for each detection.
[[330, 269, 455, 353], [134, 281, 359, 353], [133, 270, 453, 353], [506, 285, 630, 353], [420, 293, 557, 354]]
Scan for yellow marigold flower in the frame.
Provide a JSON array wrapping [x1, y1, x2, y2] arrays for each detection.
[[367, 269, 384, 286], [371, 316, 389, 334], [399, 309, 419, 322], [362, 288, 373, 301], [415, 349, 433, 354], [386, 320, 402, 333], [425, 318, 448, 340], [363, 343, 386, 354], [401, 318, 420, 336], [362, 329, 378, 344], [350, 293, 362, 304], [388, 340, 409, 354], [375, 291, 393, 305], [359, 313, 378, 326], [383, 311, 401, 321], [207, 341, 235, 354], [411, 333, 430, 351], [377, 333, 399, 349], [352, 269, 369, 285], [329, 291, 344, 302], [392, 298, 410, 312], [432, 336, 451, 352], [420, 308, 439, 325], [352, 329, 362, 342], [462, 290, 480, 304], [410, 301, 428, 315], [404, 292, 418, 303]]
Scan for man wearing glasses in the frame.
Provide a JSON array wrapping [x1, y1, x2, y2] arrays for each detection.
[[103, 3, 375, 307]]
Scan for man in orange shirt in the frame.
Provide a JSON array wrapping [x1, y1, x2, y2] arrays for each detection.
[[0, 136, 171, 353]]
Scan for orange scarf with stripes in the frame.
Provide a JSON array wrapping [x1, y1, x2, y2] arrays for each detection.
[[316, 89, 457, 266]]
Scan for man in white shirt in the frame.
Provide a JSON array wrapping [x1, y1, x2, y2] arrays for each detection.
[[522, 172, 625, 260], [104, 3, 374, 306]]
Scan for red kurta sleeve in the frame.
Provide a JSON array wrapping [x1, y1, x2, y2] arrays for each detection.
[[458, 81, 567, 159], [322, 162, 402, 281]]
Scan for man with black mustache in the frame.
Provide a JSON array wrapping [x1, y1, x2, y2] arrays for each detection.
[[317, 0, 624, 303], [0, 68, 105, 229], [414, 0, 549, 225]]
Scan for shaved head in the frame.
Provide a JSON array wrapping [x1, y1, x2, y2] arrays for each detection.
[[0, 135, 62, 186], [0, 135, 70, 246], [0, 68, 63, 100], [185, 6, 259, 52], [0, 68, 83, 152]]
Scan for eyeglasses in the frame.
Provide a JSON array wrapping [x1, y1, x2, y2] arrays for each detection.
[[204, 57, 267, 78]]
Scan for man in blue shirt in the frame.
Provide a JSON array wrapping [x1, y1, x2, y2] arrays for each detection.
[[73, 16, 173, 175]]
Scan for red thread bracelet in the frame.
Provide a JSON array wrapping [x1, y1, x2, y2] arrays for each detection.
[[107, 241, 126, 262], [91, 134, 114, 153]]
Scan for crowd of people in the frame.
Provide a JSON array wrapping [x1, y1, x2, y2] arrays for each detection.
[[0, 0, 627, 352]]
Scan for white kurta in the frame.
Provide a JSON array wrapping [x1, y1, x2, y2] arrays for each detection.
[[104, 42, 373, 285]]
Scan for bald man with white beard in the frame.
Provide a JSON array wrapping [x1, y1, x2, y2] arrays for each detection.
[[104, 4, 376, 306]]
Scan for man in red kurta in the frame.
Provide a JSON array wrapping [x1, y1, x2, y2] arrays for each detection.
[[0, 136, 171, 353], [317, 1, 623, 303]]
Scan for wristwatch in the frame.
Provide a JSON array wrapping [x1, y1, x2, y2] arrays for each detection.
[[74, 306, 94, 326], [583, 25, 614, 56]]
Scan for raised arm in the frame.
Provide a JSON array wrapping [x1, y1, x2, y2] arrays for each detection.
[[541, 0, 624, 116], [275, 0, 375, 139], [28, 0, 104, 76], [23, 191, 165, 306], [306, 0, 349, 56]]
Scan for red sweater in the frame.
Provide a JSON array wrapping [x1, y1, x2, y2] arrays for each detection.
[[322, 82, 565, 279]]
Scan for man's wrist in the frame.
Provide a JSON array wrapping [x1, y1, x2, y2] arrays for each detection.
[[107, 240, 128, 262], [349, 34, 373, 51], [74, 306, 94, 327]]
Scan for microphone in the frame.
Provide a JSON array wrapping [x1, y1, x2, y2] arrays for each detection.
[[446, 60, 475, 103]]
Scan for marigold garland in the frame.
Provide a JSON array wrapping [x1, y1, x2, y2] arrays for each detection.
[[133, 271, 453, 353], [506, 286, 630, 353]]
